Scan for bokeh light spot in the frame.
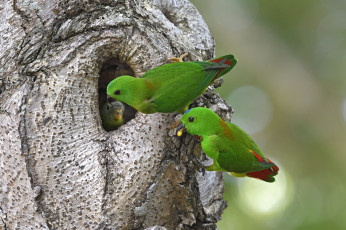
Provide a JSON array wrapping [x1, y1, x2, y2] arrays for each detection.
[[227, 85, 273, 134], [237, 165, 293, 216]]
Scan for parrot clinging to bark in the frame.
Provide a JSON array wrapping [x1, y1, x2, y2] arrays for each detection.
[[107, 54, 237, 114], [176, 107, 279, 182], [100, 99, 125, 131]]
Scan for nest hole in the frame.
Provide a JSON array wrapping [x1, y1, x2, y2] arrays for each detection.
[[98, 58, 137, 131]]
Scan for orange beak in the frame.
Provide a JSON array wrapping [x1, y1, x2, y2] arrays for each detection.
[[113, 110, 123, 122], [176, 122, 185, 136]]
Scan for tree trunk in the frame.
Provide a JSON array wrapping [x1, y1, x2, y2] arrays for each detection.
[[0, 0, 232, 229]]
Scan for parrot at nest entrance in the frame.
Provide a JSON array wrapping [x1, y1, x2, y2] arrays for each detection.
[[100, 98, 125, 131], [176, 107, 279, 182], [107, 54, 237, 114]]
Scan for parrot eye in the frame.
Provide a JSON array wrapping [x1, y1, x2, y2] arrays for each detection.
[[114, 90, 120, 95], [188, 116, 194, 122]]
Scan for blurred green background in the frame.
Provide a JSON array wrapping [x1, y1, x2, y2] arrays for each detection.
[[190, 0, 346, 229]]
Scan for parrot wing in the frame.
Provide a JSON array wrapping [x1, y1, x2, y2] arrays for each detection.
[[220, 122, 279, 181], [195, 62, 230, 90], [214, 144, 279, 182], [208, 54, 236, 65], [216, 149, 275, 174], [142, 61, 229, 87], [142, 61, 231, 113], [207, 54, 237, 78], [226, 122, 270, 161], [201, 131, 274, 174]]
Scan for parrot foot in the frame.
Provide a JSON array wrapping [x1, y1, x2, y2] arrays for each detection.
[[187, 154, 208, 174], [168, 53, 188, 63], [168, 120, 181, 129], [193, 158, 208, 175]]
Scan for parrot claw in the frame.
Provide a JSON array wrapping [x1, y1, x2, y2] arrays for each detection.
[[192, 157, 209, 174], [168, 120, 181, 129], [192, 159, 207, 176], [168, 53, 188, 63]]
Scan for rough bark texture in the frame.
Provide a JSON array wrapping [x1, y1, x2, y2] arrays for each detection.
[[0, 0, 232, 229]]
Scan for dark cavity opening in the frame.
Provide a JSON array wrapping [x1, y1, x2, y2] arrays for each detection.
[[98, 58, 137, 131]]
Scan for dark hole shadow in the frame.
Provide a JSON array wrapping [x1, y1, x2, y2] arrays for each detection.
[[98, 58, 137, 131]]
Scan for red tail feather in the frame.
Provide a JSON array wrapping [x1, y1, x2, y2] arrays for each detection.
[[209, 58, 233, 66], [247, 150, 279, 182], [207, 58, 232, 85]]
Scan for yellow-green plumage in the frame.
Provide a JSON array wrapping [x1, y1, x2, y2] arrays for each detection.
[[100, 100, 125, 131], [107, 55, 237, 114]]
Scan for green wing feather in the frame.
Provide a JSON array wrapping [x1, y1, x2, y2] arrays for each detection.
[[215, 122, 273, 173], [147, 63, 204, 112], [217, 151, 274, 174], [226, 122, 268, 160], [194, 62, 230, 91], [206, 55, 237, 77], [143, 61, 230, 112]]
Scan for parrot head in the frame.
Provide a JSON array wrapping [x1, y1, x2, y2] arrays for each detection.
[[105, 99, 125, 122], [176, 107, 222, 137], [107, 75, 138, 106]]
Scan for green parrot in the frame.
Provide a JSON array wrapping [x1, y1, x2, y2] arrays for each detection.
[[100, 99, 125, 131], [176, 107, 279, 182], [107, 55, 237, 114]]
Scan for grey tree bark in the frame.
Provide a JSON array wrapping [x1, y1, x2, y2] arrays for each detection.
[[0, 0, 232, 229]]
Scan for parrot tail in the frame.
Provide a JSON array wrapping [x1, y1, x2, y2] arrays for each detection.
[[246, 158, 279, 182], [246, 150, 279, 182], [207, 55, 237, 82], [208, 55, 235, 66]]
